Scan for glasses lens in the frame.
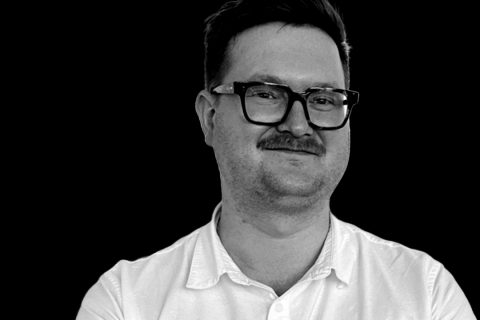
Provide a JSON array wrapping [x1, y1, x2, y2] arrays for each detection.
[[307, 90, 348, 127], [245, 84, 288, 123]]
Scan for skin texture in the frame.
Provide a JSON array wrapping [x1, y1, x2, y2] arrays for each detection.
[[195, 23, 350, 296]]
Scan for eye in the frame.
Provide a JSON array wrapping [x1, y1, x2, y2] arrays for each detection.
[[255, 91, 276, 99], [308, 90, 347, 110], [248, 88, 279, 99], [308, 91, 344, 111], [309, 95, 335, 112], [310, 97, 335, 105]]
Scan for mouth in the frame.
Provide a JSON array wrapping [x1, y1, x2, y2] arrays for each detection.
[[265, 147, 318, 156]]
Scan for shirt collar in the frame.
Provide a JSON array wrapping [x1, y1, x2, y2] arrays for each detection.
[[187, 203, 249, 289], [304, 213, 356, 286], [186, 203, 356, 289], [333, 214, 357, 285]]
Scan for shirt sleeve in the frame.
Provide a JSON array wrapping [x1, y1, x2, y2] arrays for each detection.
[[76, 272, 124, 320], [430, 263, 476, 320]]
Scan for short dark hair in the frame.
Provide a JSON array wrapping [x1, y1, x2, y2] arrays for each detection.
[[203, 0, 351, 90]]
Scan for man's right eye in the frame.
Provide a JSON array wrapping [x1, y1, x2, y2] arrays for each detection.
[[248, 87, 281, 99], [252, 91, 276, 99]]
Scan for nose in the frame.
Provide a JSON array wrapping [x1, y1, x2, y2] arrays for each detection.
[[276, 101, 313, 137]]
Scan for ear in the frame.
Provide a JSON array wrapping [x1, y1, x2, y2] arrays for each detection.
[[195, 90, 217, 147]]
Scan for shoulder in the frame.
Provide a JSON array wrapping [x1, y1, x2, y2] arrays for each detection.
[[110, 226, 203, 283], [77, 226, 206, 319], [333, 215, 441, 284], [91, 224, 206, 299], [335, 216, 434, 262], [331, 216, 476, 319]]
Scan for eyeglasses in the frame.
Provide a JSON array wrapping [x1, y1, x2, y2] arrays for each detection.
[[211, 81, 359, 130]]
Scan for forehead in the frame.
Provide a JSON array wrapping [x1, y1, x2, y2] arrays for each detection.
[[224, 23, 345, 90]]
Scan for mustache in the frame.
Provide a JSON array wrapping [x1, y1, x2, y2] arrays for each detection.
[[257, 133, 326, 156]]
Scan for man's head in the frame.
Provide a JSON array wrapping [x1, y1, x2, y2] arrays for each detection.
[[195, 0, 358, 216]]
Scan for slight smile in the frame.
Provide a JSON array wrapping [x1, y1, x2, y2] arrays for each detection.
[[264, 148, 318, 156]]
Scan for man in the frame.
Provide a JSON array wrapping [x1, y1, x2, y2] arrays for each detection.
[[77, 0, 475, 319]]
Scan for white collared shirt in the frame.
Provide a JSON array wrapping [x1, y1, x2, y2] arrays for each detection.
[[77, 204, 475, 319]]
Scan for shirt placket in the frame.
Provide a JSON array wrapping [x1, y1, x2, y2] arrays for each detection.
[[267, 297, 291, 320]]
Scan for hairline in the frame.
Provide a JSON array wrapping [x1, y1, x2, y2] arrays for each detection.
[[209, 21, 349, 91]]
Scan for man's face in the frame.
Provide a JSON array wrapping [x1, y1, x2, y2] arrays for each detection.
[[207, 23, 350, 211]]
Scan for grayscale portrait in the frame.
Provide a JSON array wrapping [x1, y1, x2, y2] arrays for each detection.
[[75, 0, 476, 319]]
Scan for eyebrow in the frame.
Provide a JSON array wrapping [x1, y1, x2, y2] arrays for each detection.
[[246, 73, 341, 89]]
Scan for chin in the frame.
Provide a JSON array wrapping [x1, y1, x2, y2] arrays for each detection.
[[260, 171, 324, 198], [255, 174, 328, 215]]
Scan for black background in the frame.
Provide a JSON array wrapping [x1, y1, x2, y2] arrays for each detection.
[[35, 0, 477, 318]]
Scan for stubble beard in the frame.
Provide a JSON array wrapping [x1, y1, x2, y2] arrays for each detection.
[[252, 161, 333, 215], [222, 154, 344, 217], [215, 129, 350, 218]]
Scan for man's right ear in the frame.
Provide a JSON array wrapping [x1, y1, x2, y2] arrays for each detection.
[[195, 90, 217, 147]]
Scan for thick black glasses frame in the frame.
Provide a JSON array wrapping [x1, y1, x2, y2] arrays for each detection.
[[211, 81, 360, 130]]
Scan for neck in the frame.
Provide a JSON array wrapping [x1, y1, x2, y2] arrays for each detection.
[[217, 198, 330, 295]]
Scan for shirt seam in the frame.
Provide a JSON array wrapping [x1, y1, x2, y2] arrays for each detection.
[[342, 222, 428, 258], [79, 305, 106, 319], [427, 261, 441, 319], [104, 271, 122, 300], [345, 225, 400, 247]]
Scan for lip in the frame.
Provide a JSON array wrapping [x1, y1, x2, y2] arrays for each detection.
[[265, 148, 318, 156]]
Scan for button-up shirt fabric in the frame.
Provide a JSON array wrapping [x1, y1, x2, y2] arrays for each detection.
[[77, 204, 475, 320]]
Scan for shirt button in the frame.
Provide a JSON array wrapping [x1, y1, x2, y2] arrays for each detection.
[[275, 303, 284, 312]]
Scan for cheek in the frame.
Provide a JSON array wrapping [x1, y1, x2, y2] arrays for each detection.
[[321, 125, 349, 147], [321, 127, 350, 164], [212, 111, 261, 167]]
